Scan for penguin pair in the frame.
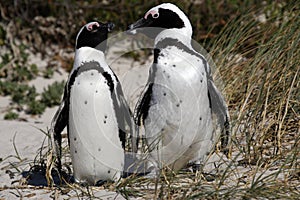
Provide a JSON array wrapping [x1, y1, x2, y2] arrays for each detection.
[[51, 3, 230, 185]]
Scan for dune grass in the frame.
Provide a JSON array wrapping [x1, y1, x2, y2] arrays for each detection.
[[113, 3, 300, 199]]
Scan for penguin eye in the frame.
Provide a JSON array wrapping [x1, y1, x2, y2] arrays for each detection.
[[152, 13, 159, 18]]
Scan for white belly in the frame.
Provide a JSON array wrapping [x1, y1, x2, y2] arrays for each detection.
[[69, 70, 124, 184], [145, 56, 213, 170]]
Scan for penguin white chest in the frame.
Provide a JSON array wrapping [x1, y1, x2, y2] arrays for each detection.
[[68, 69, 124, 184], [145, 49, 213, 170]]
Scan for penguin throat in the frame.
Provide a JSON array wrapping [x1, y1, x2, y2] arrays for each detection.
[[73, 47, 105, 71], [154, 29, 192, 48], [154, 37, 207, 69]]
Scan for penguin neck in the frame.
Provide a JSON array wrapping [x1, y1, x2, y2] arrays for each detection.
[[154, 28, 192, 49], [73, 47, 105, 71]]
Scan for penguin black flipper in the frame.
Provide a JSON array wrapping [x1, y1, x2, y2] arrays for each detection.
[[113, 75, 137, 152], [133, 82, 153, 152], [51, 84, 69, 171], [207, 79, 230, 156], [134, 83, 153, 127]]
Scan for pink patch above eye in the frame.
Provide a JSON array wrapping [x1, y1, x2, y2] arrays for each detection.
[[87, 22, 100, 31], [144, 10, 158, 19]]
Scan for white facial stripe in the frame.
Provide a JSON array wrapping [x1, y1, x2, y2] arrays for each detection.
[[86, 22, 100, 31], [152, 3, 193, 37], [76, 26, 85, 47], [144, 9, 159, 19]]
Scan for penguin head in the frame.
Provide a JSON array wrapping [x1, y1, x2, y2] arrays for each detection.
[[127, 3, 192, 39], [75, 21, 114, 51]]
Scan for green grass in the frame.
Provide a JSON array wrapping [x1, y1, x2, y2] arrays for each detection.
[[0, 80, 65, 117], [41, 81, 66, 107], [4, 111, 19, 120]]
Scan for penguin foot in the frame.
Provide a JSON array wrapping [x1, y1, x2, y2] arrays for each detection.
[[95, 180, 109, 186], [143, 166, 160, 179]]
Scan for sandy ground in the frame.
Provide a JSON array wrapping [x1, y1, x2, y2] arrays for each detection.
[[0, 110, 138, 200]]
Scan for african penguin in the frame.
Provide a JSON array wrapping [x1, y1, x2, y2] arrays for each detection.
[[51, 21, 135, 185], [128, 3, 230, 174]]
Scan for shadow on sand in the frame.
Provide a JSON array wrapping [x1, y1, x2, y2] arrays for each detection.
[[21, 153, 148, 187], [21, 165, 74, 186]]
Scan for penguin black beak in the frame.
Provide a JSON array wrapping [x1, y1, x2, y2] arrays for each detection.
[[127, 18, 153, 34], [105, 22, 115, 32]]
